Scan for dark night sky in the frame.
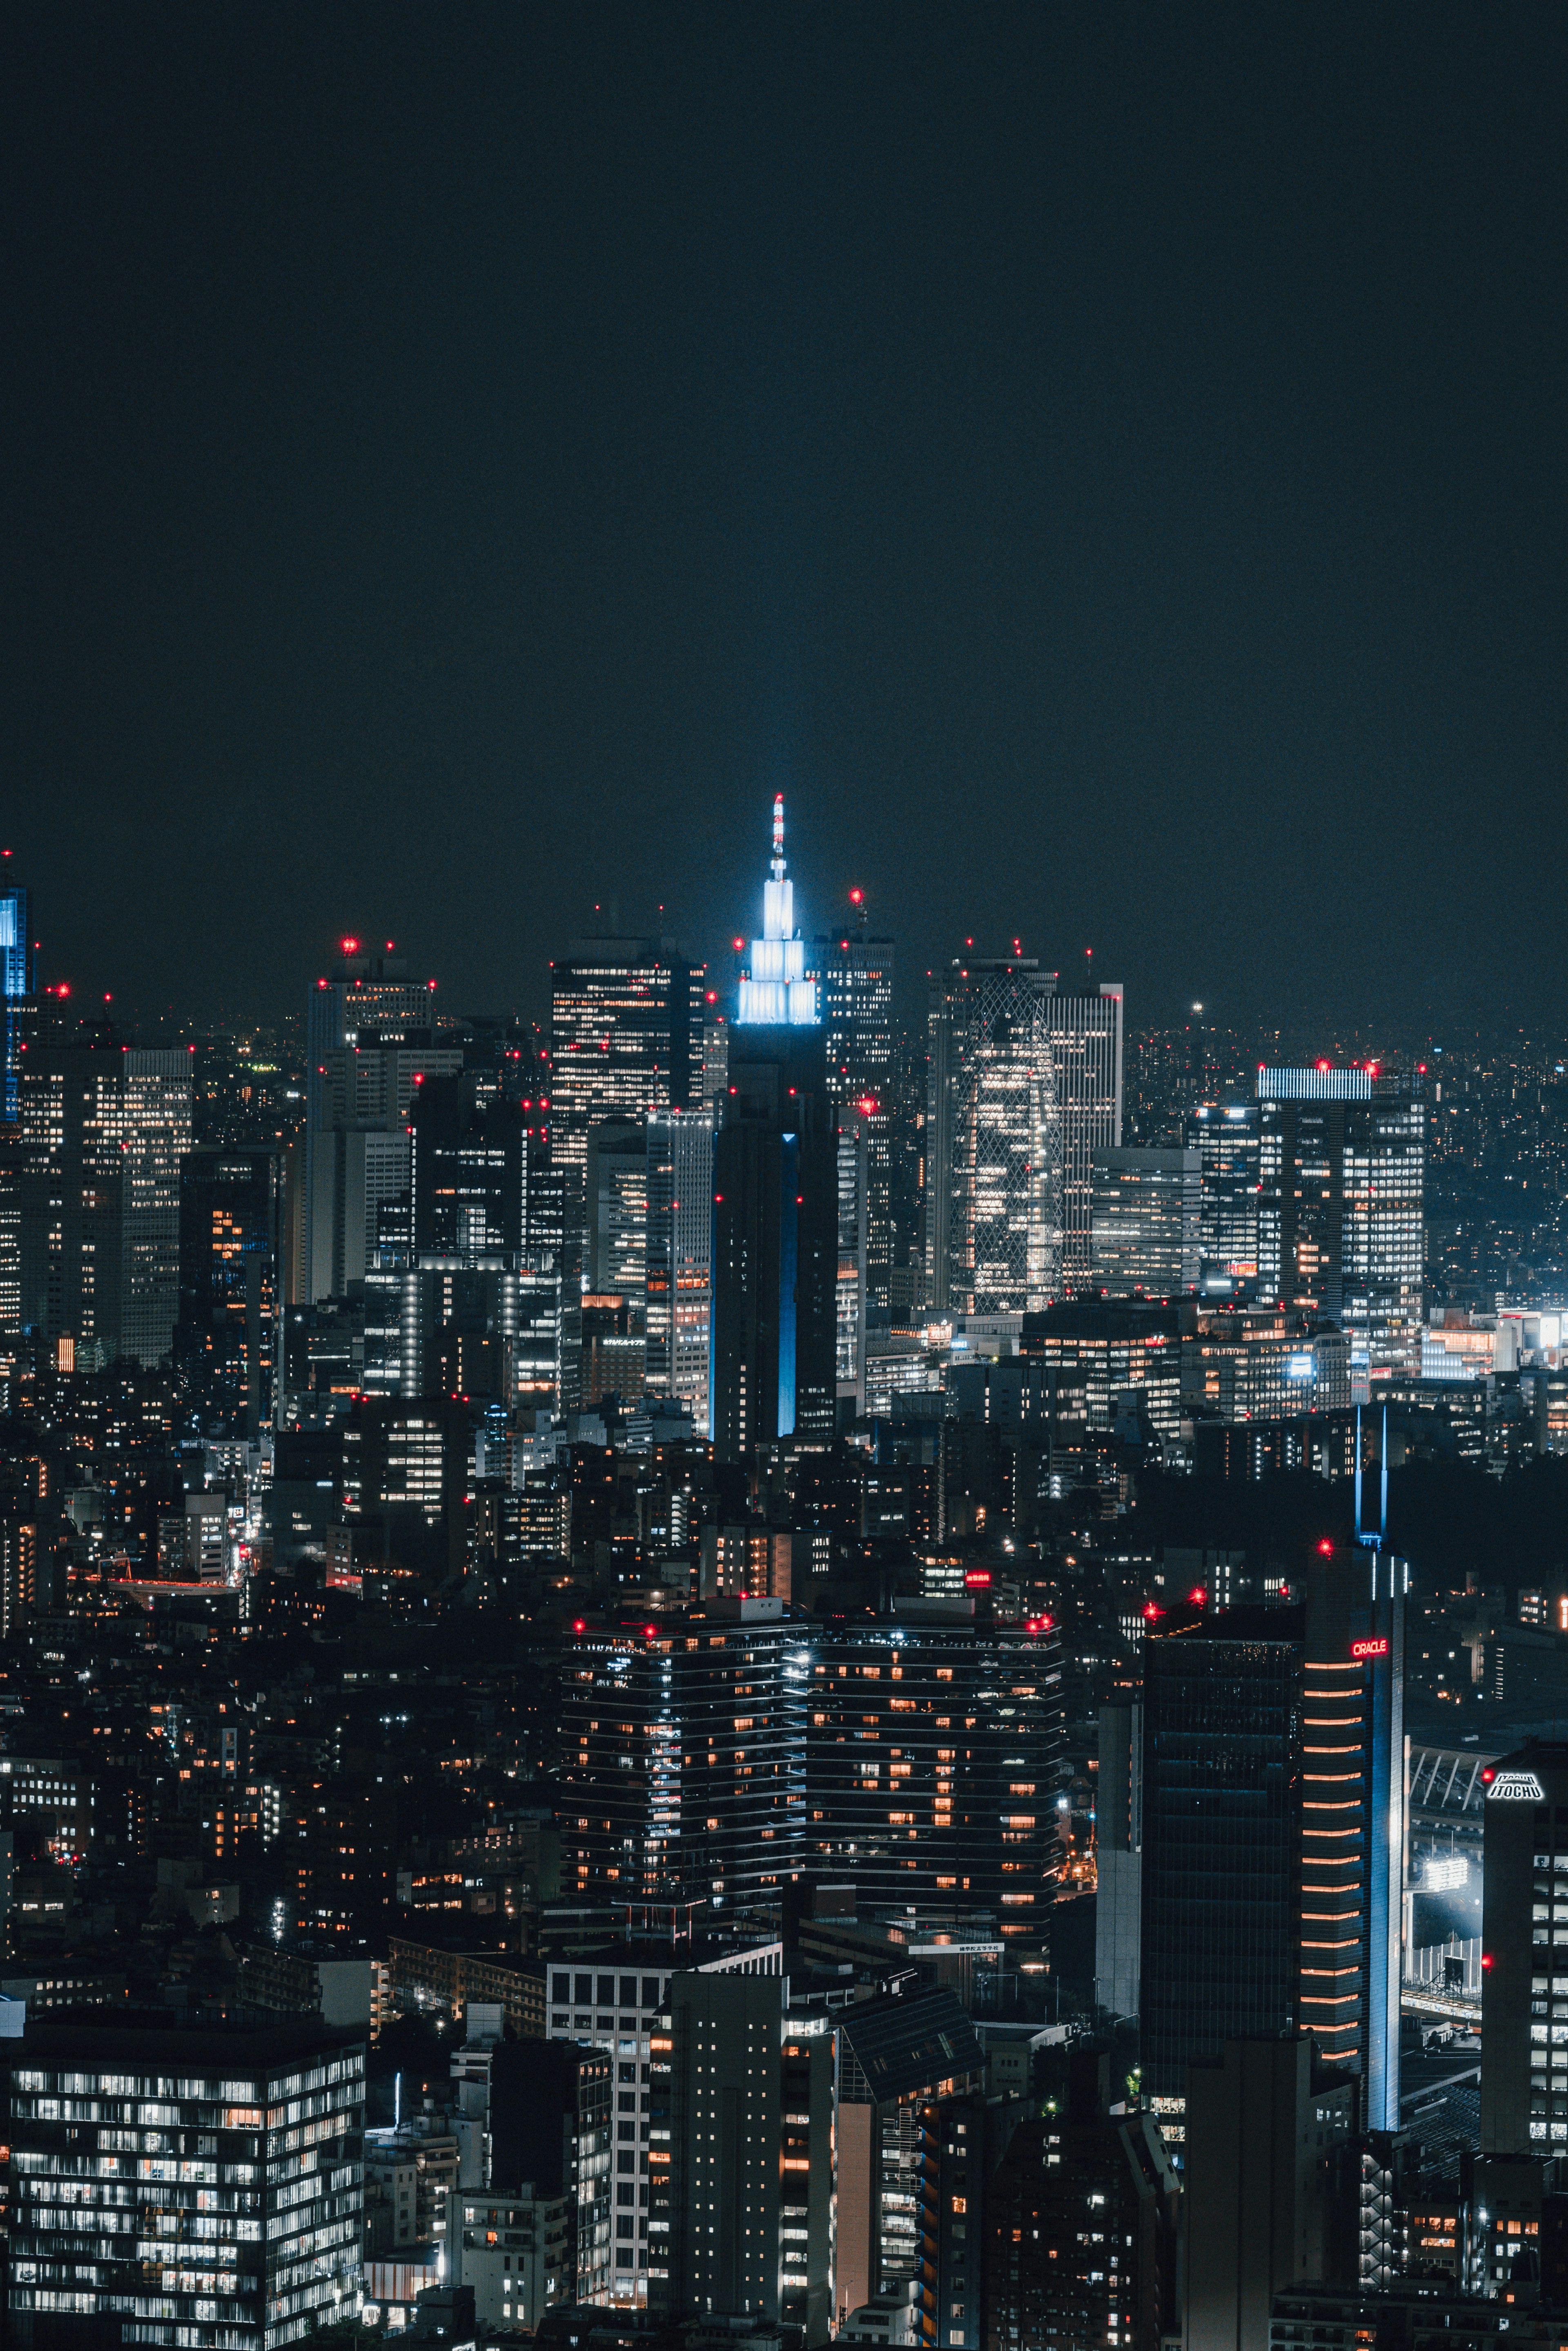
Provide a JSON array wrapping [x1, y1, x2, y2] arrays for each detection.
[[4, 4, 1565, 1040]]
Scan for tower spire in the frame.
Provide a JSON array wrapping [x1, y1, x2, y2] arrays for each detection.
[[772, 792, 786, 879]]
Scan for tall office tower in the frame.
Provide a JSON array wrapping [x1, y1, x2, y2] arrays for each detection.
[[645, 1109, 713, 1433], [1048, 979, 1125, 1286], [1185, 1100, 1262, 1294], [585, 1118, 648, 1312], [304, 946, 464, 1302], [0, 874, 31, 1122], [984, 2066, 1179, 2351], [807, 1619, 1065, 1944], [304, 941, 441, 1289], [1256, 1067, 1425, 1385], [712, 800, 836, 1459], [4, 2014, 365, 2351], [174, 1146, 281, 1437], [1183, 2038, 1358, 2351], [1089, 1147, 1200, 1296], [560, 1600, 808, 1908], [648, 1971, 835, 2341], [925, 958, 1062, 1315], [837, 1118, 868, 1415], [818, 911, 895, 1095], [1479, 1742, 1568, 2157], [549, 939, 706, 1172], [1094, 1700, 1143, 2019], [409, 1074, 530, 1259], [14, 1031, 193, 1366], [1140, 1555, 1406, 2121]]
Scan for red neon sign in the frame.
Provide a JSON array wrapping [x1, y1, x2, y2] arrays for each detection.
[[964, 1570, 992, 1589], [1350, 1636, 1389, 1660]]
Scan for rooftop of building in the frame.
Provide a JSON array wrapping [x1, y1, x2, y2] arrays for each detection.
[[3, 2008, 366, 2070]]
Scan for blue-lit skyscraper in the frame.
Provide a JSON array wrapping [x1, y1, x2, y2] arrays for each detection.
[[0, 877, 31, 1122], [712, 799, 836, 1458]]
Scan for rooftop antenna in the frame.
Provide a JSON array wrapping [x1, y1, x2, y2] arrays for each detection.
[[772, 793, 786, 879]]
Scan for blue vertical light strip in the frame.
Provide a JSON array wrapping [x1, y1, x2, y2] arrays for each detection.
[[778, 1134, 798, 1436], [1365, 1551, 1405, 2130]]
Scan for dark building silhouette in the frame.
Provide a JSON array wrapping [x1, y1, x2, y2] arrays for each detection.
[[711, 1022, 837, 1460], [983, 2054, 1179, 2351], [175, 1145, 281, 1437], [1140, 1556, 1406, 2119]]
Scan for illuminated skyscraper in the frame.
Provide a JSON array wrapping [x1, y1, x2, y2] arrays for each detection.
[[15, 1030, 193, 1366], [735, 796, 818, 1028], [0, 875, 32, 1123], [645, 1108, 713, 1432], [925, 957, 1062, 1315], [1256, 1067, 1425, 1387], [712, 801, 836, 1458], [1185, 1099, 1262, 1293], [817, 905, 894, 1095], [549, 939, 706, 1169], [1089, 1147, 1200, 1296], [1479, 1741, 1568, 2157], [5, 2014, 365, 2351], [1047, 980, 1125, 1286]]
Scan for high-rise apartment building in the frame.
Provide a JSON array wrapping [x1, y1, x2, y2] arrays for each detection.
[[174, 1147, 281, 1437], [925, 958, 1062, 1316], [3, 2014, 365, 2351], [806, 1618, 1065, 1943], [647, 1970, 835, 2342], [14, 1030, 193, 1365], [1256, 1068, 1425, 1386], [645, 1109, 713, 1434], [712, 803, 836, 1459], [1185, 1100, 1261, 1292], [1140, 1555, 1406, 2121], [1479, 1742, 1568, 2158], [1089, 1147, 1200, 1296], [560, 1601, 808, 1909]]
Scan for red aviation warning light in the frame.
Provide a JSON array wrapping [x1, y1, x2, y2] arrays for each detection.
[[341, 937, 360, 955], [849, 887, 864, 906], [1316, 1538, 1334, 1556], [1187, 1586, 1207, 1607]]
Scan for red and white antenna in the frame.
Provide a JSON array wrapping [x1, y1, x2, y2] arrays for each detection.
[[772, 792, 785, 870]]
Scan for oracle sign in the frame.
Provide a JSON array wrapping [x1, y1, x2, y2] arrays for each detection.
[[1350, 1637, 1390, 1660], [1485, 1770, 1546, 1802]]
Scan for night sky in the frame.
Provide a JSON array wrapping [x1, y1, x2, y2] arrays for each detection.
[[5, 4, 1565, 1039]]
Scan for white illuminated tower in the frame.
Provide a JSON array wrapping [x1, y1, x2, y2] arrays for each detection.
[[736, 795, 820, 1027]]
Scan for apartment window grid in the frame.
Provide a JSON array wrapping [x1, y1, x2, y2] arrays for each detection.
[[7, 2043, 364, 2351]]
